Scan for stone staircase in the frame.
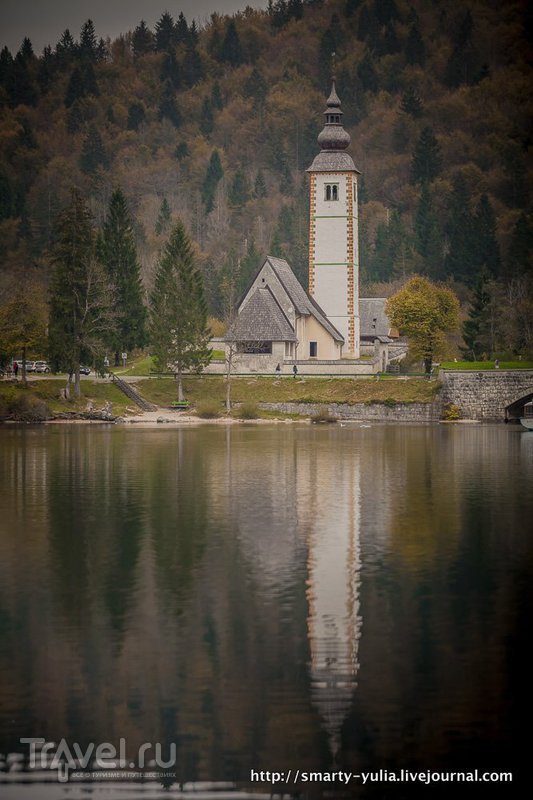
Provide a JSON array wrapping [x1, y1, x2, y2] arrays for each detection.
[[111, 374, 158, 412]]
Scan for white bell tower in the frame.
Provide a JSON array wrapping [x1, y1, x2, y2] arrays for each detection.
[[307, 79, 361, 357]]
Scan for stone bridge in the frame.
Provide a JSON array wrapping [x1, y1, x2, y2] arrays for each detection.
[[438, 370, 533, 421]]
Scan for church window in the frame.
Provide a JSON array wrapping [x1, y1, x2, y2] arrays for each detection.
[[310, 341, 318, 357], [325, 184, 339, 201]]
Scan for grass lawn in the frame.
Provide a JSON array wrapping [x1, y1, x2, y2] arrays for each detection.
[[0, 379, 135, 416], [137, 375, 440, 407], [440, 361, 533, 370]]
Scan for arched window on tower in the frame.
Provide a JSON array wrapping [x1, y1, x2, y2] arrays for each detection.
[[325, 183, 339, 201]]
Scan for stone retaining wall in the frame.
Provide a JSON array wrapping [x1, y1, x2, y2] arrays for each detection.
[[439, 370, 533, 421], [260, 401, 439, 422]]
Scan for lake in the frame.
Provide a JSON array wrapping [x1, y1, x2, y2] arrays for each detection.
[[0, 422, 531, 797]]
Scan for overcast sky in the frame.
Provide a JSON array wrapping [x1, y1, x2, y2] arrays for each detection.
[[0, 0, 269, 53]]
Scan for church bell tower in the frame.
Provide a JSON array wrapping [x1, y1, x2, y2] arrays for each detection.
[[307, 79, 361, 357]]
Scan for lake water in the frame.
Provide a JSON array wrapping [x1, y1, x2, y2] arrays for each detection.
[[0, 423, 531, 797]]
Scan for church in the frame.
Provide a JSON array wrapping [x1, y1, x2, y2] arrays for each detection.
[[224, 79, 398, 375]]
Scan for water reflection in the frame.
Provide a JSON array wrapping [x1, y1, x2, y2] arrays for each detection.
[[0, 423, 531, 789]]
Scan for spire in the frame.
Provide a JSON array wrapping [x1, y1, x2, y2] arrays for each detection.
[[317, 74, 351, 152]]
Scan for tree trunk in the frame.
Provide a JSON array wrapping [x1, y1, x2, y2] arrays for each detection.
[[21, 344, 27, 386], [114, 350, 120, 367], [74, 365, 81, 397], [225, 348, 233, 413], [176, 368, 184, 402], [424, 356, 432, 377]]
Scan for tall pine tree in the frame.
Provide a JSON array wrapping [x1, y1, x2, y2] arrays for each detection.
[[150, 221, 211, 400], [98, 189, 147, 364]]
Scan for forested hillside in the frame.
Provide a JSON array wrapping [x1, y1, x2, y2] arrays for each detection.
[[0, 0, 531, 355]]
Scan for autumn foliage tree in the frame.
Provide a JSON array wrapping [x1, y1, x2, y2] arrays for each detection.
[[386, 277, 459, 375]]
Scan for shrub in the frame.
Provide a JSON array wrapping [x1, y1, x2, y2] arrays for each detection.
[[0, 399, 8, 419], [236, 401, 260, 419], [195, 400, 221, 419], [383, 398, 397, 407], [8, 394, 51, 422], [442, 402, 461, 421], [311, 406, 337, 424]]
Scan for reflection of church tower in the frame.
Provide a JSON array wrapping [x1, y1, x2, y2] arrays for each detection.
[[304, 444, 362, 755], [307, 79, 361, 357]]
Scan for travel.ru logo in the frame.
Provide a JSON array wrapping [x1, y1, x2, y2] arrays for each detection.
[[20, 737, 176, 783]]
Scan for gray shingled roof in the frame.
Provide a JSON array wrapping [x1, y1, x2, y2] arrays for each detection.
[[225, 286, 297, 342], [306, 151, 360, 173], [266, 256, 344, 343], [359, 298, 392, 338]]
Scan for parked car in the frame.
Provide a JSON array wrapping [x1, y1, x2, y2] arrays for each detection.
[[79, 366, 91, 375], [12, 360, 35, 372], [33, 361, 51, 373]]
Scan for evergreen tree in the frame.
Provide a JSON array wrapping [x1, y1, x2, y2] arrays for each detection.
[[79, 19, 98, 61], [444, 175, 476, 284], [0, 47, 13, 91], [79, 125, 109, 174], [0, 172, 15, 220], [405, 22, 425, 66], [444, 10, 478, 87], [200, 97, 214, 135], [375, 0, 399, 26], [229, 168, 250, 207], [160, 49, 181, 88], [357, 51, 378, 92], [149, 221, 211, 400], [507, 212, 533, 278], [18, 37, 34, 62], [64, 61, 98, 107], [55, 29, 76, 68], [400, 86, 423, 118], [238, 238, 260, 294], [220, 20, 244, 66], [175, 12, 189, 45], [254, 170, 267, 198], [414, 183, 443, 278], [98, 188, 147, 362], [158, 80, 182, 127], [189, 20, 199, 46], [155, 12, 176, 51], [345, 0, 362, 17], [211, 81, 224, 110], [474, 193, 500, 277], [182, 45, 204, 87], [37, 45, 55, 93], [460, 275, 494, 360], [9, 53, 37, 107], [202, 150, 224, 213], [155, 198, 172, 235], [410, 126, 442, 184], [174, 142, 189, 161], [319, 14, 342, 84], [132, 21, 154, 58], [127, 101, 146, 131], [49, 191, 116, 396], [245, 66, 267, 106]]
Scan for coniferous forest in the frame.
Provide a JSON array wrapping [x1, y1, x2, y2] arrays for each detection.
[[0, 0, 531, 360]]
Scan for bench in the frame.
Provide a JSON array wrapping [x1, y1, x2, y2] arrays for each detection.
[[169, 401, 191, 410]]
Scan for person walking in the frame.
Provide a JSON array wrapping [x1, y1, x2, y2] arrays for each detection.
[[13, 361, 18, 378], [293, 364, 298, 378]]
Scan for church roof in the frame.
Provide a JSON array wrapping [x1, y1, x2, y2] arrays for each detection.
[[359, 298, 393, 338], [306, 151, 360, 173], [225, 286, 297, 342], [265, 256, 344, 343]]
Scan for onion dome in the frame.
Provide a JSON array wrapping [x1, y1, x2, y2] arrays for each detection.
[[307, 78, 359, 173], [317, 78, 351, 151]]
